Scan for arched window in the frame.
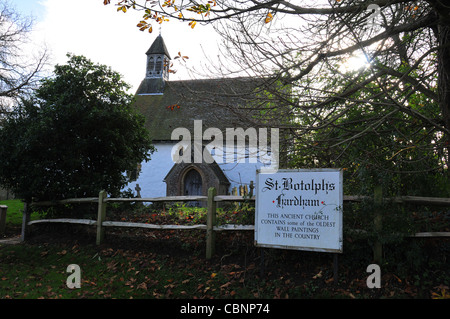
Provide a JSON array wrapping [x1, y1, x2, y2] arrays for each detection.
[[155, 56, 162, 74], [148, 56, 155, 74]]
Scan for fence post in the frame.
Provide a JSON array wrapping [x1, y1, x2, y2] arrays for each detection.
[[373, 185, 383, 264], [20, 202, 30, 242], [0, 205, 7, 236], [249, 181, 254, 197], [206, 187, 217, 259], [96, 190, 107, 245]]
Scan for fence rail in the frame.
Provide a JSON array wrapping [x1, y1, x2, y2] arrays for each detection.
[[30, 194, 450, 206], [20, 189, 450, 260]]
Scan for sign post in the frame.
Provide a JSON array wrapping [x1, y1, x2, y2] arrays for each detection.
[[255, 169, 343, 253]]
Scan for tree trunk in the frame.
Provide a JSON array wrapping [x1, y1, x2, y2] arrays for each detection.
[[435, 6, 450, 164], [438, 28, 450, 131]]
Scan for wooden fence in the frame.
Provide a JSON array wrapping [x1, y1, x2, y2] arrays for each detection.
[[20, 188, 450, 260], [24, 188, 255, 259]]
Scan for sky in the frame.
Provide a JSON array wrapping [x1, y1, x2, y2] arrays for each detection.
[[11, 0, 371, 95], [12, 0, 221, 93]]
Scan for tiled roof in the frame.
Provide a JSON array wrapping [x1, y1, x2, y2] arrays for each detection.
[[134, 77, 262, 141]]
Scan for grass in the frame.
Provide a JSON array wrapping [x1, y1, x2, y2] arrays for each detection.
[[1, 226, 448, 300], [0, 199, 41, 226], [0, 239, 301, 299], [1, 201, 449, 300]]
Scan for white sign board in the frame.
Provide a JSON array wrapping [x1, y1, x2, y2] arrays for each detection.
[[255, 169, 343, 253]]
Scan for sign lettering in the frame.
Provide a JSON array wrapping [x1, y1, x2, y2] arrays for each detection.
[[255, 169, 343, 253]]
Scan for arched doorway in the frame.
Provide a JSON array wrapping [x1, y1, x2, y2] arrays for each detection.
[[164, 162, 230, 201], [183, 169, 203, 206]]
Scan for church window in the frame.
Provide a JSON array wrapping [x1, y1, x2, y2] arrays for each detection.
[[148, 57, 155, 74], [155, 56, 162, 74]]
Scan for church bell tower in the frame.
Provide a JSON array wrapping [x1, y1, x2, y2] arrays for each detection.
[[137, 34, 172, 95], [145, 34, 171, 81]]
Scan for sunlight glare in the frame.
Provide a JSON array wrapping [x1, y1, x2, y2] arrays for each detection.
[[339, 54, 371, 73]]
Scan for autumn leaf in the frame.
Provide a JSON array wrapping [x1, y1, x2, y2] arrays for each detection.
[[220, 282, 231, 289], [393, 274, 402, 283], [265, 12, 273, 24], [312, 270, 322, 279], [137, 20, 149, 31], [137, 282, 148, 290], [431, 285, 450, 299], [107, 261, 118, 271], [167, 104, 180, 110], [117, 6, 127, 13], [188, 20, 197, 29]]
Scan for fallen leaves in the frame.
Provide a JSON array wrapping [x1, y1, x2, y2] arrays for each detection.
[[1, 219, 447, 299], [106, 260, 118, 272], [56, 249, 67, 256], [137, 282, 147, 290], [431, 285, 450, 299], [312, 270, 323, 279]]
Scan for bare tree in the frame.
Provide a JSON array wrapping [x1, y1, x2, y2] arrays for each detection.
[[207, 1, 448, 169], [0, 1, 47, 114], [107, 0, 450, 176]]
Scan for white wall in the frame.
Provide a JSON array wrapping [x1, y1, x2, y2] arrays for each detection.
[[219, 162, 262, 191], [123, 142, 274, 197], [124, 143, 174, 198]]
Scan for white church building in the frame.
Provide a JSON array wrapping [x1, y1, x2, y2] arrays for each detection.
[[124, 35, 278, 199]]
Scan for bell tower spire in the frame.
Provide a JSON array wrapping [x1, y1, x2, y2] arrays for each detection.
[[145, 34, 171, 81], [136, 35, 171, 95]]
